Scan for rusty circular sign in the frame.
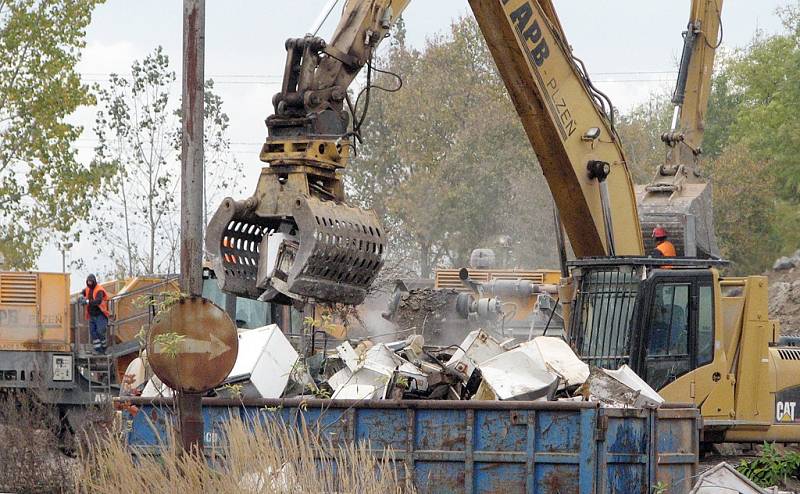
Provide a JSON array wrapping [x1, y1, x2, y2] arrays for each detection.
[[146, 297, 238, 393]]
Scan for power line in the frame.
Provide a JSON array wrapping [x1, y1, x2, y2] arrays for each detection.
[[79, 69, 676, 81], [76, 138, 265, 145], [80, 72, 283, 79]]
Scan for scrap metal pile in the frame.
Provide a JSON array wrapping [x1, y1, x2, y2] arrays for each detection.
[[162, 326, 666, 408]]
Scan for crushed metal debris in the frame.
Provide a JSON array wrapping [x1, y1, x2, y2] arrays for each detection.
[[159, 325, 667, 406]]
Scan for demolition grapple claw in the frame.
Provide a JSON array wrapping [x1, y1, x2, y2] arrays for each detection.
[[206, 139, 385, 306], [207, 31, 393, 305]]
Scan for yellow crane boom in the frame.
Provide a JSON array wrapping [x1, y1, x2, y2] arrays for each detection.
[[638, 0, 723, 259], [670, 0, 724, 163]]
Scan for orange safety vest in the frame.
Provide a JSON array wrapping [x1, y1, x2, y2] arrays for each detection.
[[83, 284, 110, 319], [655, 240, 677, 257], [655, 240, 677, 269]]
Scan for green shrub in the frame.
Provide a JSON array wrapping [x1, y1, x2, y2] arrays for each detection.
[[736, 442, 800, 487]]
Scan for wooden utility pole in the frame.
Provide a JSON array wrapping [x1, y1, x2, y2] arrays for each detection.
[[178, 0, 205, 454]]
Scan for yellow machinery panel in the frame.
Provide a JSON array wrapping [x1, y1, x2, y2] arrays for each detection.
[[434, 269, 560, 291], [0, 272, 70, 352]]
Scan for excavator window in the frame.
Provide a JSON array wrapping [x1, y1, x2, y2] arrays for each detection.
[[644, 282, 692, 389], [570, 266, 642, 369], [697, 284, 714, 365], [636, 271, 715, 390], [647, 284, 690, 356]]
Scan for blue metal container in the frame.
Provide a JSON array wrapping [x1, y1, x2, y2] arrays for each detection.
[[123, 398, 698, 493]]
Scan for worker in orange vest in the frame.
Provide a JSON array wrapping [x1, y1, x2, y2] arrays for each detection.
[[80, 274, 110, 354], [651, 226, 677, 258]]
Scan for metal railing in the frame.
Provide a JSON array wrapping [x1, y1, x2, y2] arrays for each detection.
[[73, 277, 179, 356], [107, 277, 179, 353]]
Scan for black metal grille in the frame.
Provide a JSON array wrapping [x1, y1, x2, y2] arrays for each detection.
[[569, 265, 642, 369], [778, 348, 800, 361]]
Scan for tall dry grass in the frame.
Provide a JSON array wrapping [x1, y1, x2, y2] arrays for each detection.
[[76, 417, 413, 493], [0, 390, 76, 493]]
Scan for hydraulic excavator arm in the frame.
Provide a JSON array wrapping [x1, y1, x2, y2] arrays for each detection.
[[207, 0, 654, 305], [206, 0, 411, 305], [666, 0, 724, 164], [638, 0, 723, 258], [468, 0, 643, 258]]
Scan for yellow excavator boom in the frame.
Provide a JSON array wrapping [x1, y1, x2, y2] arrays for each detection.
[[469, 0, 643, 258]]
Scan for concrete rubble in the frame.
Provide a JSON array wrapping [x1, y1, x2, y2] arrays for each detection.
[[768, 248, 800, 336], [773, 249, 800, 271], [773, 256, 797, 271], [204, 325, 664, 407]]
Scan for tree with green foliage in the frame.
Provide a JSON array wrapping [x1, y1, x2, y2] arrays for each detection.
[[348, 17, 557, 277], [0, 0, 104, 269], [93, 47, 242, 277], [706, 143, 781, 274], [704, 4, 800, 263], [617, 4, 800, 273], [93, 47, 179, 276], [615, 93, 672, 183], [700, 62, 741, 159], [723, 6, 800, 201]]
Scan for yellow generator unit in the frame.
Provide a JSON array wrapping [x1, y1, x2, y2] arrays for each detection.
[[0, 272, 70, 353], [0, 271, 74, 391]]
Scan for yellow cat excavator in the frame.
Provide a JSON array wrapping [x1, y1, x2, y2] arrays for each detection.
[[207, 0, 800, 442]]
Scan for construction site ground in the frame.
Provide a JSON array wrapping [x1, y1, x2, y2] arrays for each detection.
[[769, 262, 800, 337], [699, 443, 800, 492]]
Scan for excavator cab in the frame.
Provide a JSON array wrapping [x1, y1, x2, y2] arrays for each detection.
[[631, 268, 714, 390], [567, 257, 723, 392]]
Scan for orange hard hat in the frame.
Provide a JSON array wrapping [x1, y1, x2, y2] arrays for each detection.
[[652, 226, 668, 239]]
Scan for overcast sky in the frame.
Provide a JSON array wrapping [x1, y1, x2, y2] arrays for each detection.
[[42, 0, 791, 287]]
